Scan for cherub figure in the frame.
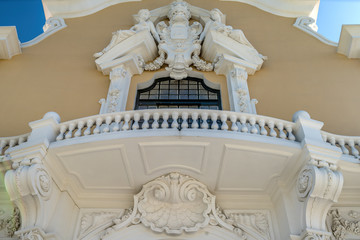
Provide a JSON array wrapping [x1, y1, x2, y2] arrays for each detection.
[[94, 9, 160, 58], [199, 8, 254, 49]]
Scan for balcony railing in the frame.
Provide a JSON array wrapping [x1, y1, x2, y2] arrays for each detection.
[[55, 109, 296, 142], [322, 131, 360, 159], [1, 109, 360, 163]]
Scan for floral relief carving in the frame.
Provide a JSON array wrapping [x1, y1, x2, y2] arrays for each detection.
[[328, 209, 360, 240], [0, 207, 21, 237], [302, 232, 331, 240], [237, 88, 248, 112], [19, 229, 44, 240], [35, 168, 52, 199]]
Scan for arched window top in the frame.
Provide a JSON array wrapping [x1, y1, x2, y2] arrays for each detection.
[[135, 77, 222, 110]]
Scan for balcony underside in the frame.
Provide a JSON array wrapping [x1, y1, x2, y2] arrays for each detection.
[[45, 129, 302, 209]]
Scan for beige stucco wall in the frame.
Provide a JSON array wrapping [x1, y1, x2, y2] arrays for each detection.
[[0, 0, 359, 137]]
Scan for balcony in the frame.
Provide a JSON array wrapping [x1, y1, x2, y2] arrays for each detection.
[[1, 109, 359, 210]]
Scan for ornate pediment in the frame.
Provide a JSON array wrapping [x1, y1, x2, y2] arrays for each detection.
[[94, 0, 265, 79]]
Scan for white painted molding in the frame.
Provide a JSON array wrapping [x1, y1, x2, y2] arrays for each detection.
[[43, 0, 141, 19], [337, 25, 360, 59], [221, 0, 320, 18], [21, 17, 67, 48], [44, 0, 319, 19], [0, 26, 21, 59], [293, 16, 338, 47]]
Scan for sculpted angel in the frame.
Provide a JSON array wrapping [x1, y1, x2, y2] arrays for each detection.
[[94, 9, 160, 58], [199, 8, 254, 49]]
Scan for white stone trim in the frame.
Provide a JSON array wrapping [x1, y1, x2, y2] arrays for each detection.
[[44, 0, 319, 19], [21, 17, 67, 48], [221, 0, 320, 18], [337, 25, 360, 59], [0, 26, 21, 59], [293, 16, 338, 47]]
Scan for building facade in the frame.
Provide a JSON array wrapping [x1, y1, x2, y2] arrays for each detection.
[[1, 0, 360, 239]]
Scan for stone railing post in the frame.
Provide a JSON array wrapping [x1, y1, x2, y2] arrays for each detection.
[[290, 111, 344, 240]]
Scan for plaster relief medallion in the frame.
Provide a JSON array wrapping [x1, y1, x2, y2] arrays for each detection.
[[137, 172, 212, 234], [35, 168, 52, 199], [297, 166, 314, 201]]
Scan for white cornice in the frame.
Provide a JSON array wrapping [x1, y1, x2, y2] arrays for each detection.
[[293, 16, 338, 47], [221, 0, 320, 18], [21, 17, 67, 48], [43, 0, 319, 19]]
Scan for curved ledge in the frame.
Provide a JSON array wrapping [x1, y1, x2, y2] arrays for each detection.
[[44, 0, 317, 19], [221, 0, 319, 18], [21, 17, 67, 48], [43, 0, 141, 19], [293, 16, 338, 47]]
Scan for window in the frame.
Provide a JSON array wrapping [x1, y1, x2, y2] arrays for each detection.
[[135, 77, 222, 110]]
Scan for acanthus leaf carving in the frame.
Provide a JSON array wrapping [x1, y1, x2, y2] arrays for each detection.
[[328, 209, 360, 240], [0, 207, 21, 238]]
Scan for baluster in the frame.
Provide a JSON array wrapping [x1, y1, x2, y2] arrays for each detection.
[[161, 112, 169, 129], [93, 118, 103, 134], [152, 113, 159, 129], [181, 112, 189, 129], [113, 115, 121, 131], [75, 121, 85, 137], [285, 125, 296, 141], [191, 112, 199, 129], [122, 114, 131, 131], [171, 112, 179, 129], [56, 125, 67, 141], [103, 116, 112, 133], [220, 113, 228, 130], [142, 112, 150, 129], [230, 114, 238, 131], [249, 117, 258, 134], [9, 139, 17, 148], [65, 123, 76, 139], [133, 113, 140, 130], [18, 136, 27, 144], [201, 112, 208, 129], [276, 122, 286, 139], [338, 139, 349, 155], [211, 112, 219, 130], [347, 140, 359, 157], [329, 136, 336, 146], [239, 116, 248, 133], [0, 140, 7, 155], [84, 119, 94, 135], [268, 121, 277, 137], [258, 119, 267, 135]]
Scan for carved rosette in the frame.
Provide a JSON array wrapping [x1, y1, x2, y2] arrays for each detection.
[[296, 166, 314, 201], [35, 168, 52, 200]]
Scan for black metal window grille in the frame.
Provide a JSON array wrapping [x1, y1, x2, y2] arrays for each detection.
[[135, 77, 222, 110]]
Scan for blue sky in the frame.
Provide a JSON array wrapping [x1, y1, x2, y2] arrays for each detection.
[[0, 0, 359, 43], [317, 0, 360, 42]]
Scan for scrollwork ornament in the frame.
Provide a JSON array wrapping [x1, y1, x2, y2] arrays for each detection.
[[34, 168, 52, 200], [297, 166, 314, 201], [20, 229, 44, 240], [303, 232, 331, 240]]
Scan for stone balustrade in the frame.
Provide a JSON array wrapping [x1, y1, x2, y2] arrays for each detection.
[[322, 131, 360, 159], [2, 110, 360, 164], [54, 109, 296, 142], [0, 133, 29, 156]]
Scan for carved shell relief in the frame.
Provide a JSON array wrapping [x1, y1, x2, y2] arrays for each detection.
[[95, 172, 274, 240], [94, 0, 265, 80]]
